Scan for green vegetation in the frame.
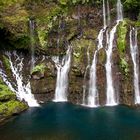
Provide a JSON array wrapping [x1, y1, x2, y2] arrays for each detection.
[[117, 20, 129, 77], [2, 56, 10, 71], [37, 30, 47, 48], [136, 21, 140, 26], [0, 0, 139, 51], [123, 0, 140, 12], [0, 78, 28, 123], [58, 0, 91, 5], [35, 5, 68, 48], [123, 0, 140, 20], [0, 100, 27, 117], [98, 48, 106, 64], [117, 20, 127, 57], [119, 58, 129, 77], [0, 0, 25, 11], [73, 39, 95, 64], [0, 1, 29, 49], [0, 84, 16, 101], [31, 63, 46, 74]]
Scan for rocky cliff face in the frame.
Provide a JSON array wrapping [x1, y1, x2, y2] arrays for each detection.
[[29, 3, 140, 106], [0, 0, 140, 112]]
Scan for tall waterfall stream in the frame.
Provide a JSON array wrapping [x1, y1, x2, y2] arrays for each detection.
[[0, 51, 39, 107]]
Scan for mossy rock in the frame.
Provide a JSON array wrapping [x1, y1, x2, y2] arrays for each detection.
[[2, 55, 11, 71], [0, 100, 28, 118], [135, 21, 140, 27], [31, 63, 46, 74], [0, 3, 30, 49], [72, 39, 95, 64], [1, 7, 29, 36], [117, 20, 128, 57], [0, 78, 16, 101], [0, 84, 16, 102], [83, 28, 98, 40], [0, 77, 28, 123], [34, 5, 68, 48], [98, 48, 106, 64], [37, 29, 47, 48], [31, 63, 47, 79], [0, 0, 25, 10], [119, 58, 129, 77]]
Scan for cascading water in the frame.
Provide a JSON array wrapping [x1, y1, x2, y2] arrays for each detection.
[[29, 19, 35, 71], [117, 0, 123, 21], [107, 0, 111, 26], [130, 28, 140, 104], [87, 30, 104, 107], [53, 46, 72, 102], [82, 46, 90, 105], [103, 0, 107, 29], [86, 0, 106, 107], [0, 51, 39, 107], [105, 24, 118, 106], [105, 0, 123, 106]]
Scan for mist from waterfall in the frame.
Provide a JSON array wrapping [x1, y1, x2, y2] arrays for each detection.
[[0, 51, 39, 107], [130, 28, 140, 104], [53, 46, 72, 102]]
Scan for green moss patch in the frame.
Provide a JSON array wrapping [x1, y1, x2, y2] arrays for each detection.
[[0, 78, 28, 123], [117, 20, 130, 77], [31, 63, 46, 74], [0, 84, 16, 102], [119, 58, 129, 77], [0, 0, 25, 11], [0, 100, 27, 117], [117, 20, 127, 57], [2, 56, 11, 71], [0, 78, 16, 101]]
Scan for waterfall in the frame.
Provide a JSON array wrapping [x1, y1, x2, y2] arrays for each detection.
[[107, 0, 111, 26], [86, 0, 108, 107], [103, 0, 111, 27], [103, 0, 107, 29], [53, 46, 72, 102], [87, 29, 104, 107], [0, 51, 39, 107], [82, 46, 90, 105], [130, 28, 140, 104], [87, 50, 98, 107], [29, 19, 35, 71], [105, 23, 118, 106], [105, 0, 123, 106], [117, 0, 123, 21]]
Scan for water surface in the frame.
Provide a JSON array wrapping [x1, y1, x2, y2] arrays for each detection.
[[0, 102, 140, 140]]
